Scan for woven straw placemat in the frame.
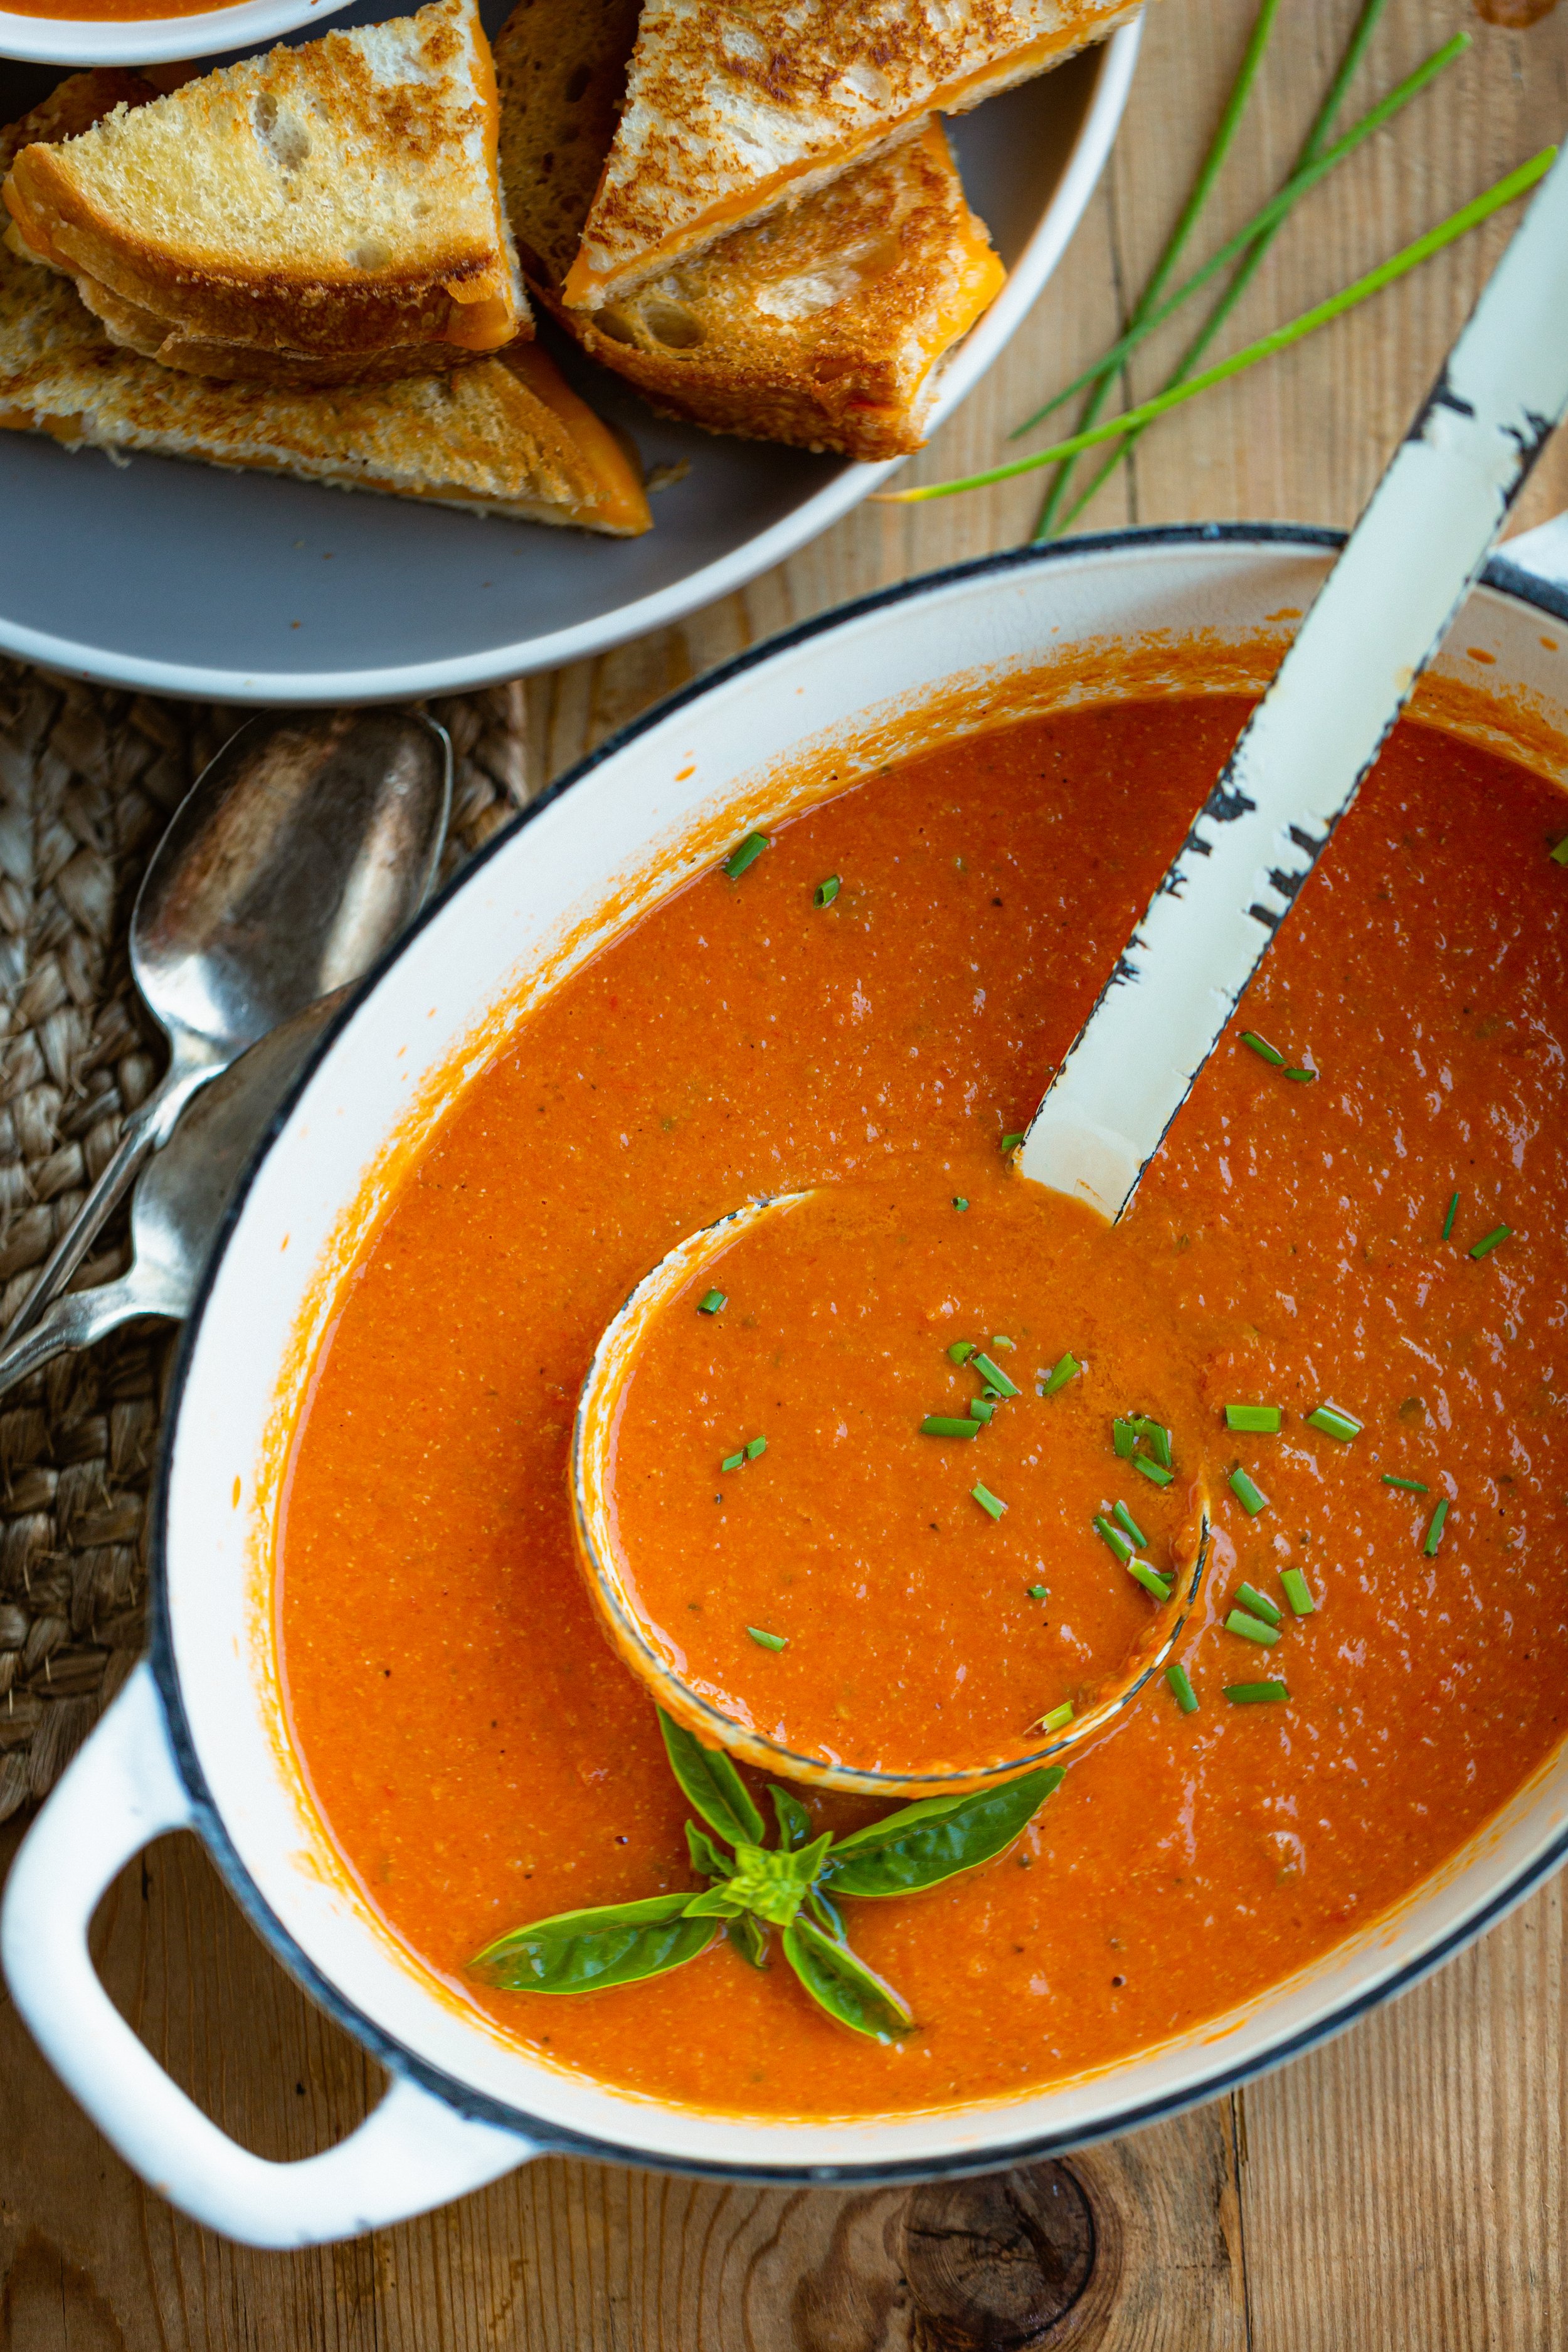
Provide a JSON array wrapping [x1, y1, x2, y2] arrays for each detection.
[[0, 657, 534, 1823]]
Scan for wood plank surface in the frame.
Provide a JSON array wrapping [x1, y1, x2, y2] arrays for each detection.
[[3, 3, 1568, 2347]]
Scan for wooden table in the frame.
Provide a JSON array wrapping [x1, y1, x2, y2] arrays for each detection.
[[4, 3, 1567, 2344]]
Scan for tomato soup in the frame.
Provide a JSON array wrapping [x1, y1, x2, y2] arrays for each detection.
[[277, 692, 1568, 2119]]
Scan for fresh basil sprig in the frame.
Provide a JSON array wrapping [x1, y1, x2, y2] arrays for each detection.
[[471, 1714, 1064, 2038]]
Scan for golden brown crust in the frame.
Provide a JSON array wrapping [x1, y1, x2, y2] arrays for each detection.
[[72, 267, 493, 386], [1, 0, 529, 362]]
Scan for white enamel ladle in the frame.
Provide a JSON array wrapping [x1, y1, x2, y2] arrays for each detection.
[[574, 150, 1568, 1791]]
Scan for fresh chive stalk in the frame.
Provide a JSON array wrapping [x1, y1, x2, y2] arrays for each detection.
[[1286, 1066, 1318, 1084], [1128, 1562, 1173, 1602], [1236, 1582, 1283, 1626], [972, 1482, 1007, 1521], [747, 1626, 787, 1650], [1028, 1583, 1049, 1599], [1165, 1661, 1199, 1714], [1307, 1402, 1362, 1441], [1000, 1131, 1026, 1153], [1423, 1500, 1449, 1555], [1138, 1421, 1174, 1470], [1382, 1472, 1428, 1492], [1113, 1418, 1138, 1459], [1226, 1608, 1281, 1648], [1470, 1225, 1513, 1260], [968, 1399, 995, 1424], [876, 151, 1555, 507], [972, 1353, 1020, 1399], [1041, 1352, 1079, 1396], [746, 1436, 767, 1461], [949, 1340, 977, 1364], [1041, 1701, 1074, 1734], [815, 875, 841, 907], [723, 832, 769, 879], [1443, 1190, 1461, 1239], [991, 1335, 1017, 1352], [1229, 1467, 1269, 1517], [1226, 1404, 1281, 1433], [1136, 1458, 1176, 1488], [1242, 1031, 1286, 1066], [1280, 1567, 1316, 1616], [952, 1197, 969, 1212], [1225, 1682, 1290, 1704], [1552, 837, 1568, 867], [698, 1289, 727, 1315], [921, 1416, 980, 1440]]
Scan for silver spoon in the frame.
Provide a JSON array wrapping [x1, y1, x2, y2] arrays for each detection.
[[3, 709, 451, 1346], [0, 993, 346, 1396], [571, 149, 1568, 1789]]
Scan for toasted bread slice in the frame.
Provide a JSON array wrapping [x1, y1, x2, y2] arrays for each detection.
[[495, 0, 1004, 459], [3, 0, 530, 376], [562, 0, 1135, 309], [1, 79, 647, 535]]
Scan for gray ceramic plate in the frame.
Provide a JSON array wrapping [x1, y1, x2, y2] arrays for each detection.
[[0, 12, 1139, 701]]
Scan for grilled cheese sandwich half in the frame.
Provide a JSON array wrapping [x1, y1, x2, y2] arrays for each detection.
[[3, 0, 531, 388], [561, 0, 1136, 309], [1, 75, 647, 534], [497, 0, 1005, 458]]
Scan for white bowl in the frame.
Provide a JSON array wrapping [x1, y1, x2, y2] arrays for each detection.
[[0, 0, 354, 66], [6, 521, 1567, 2249]]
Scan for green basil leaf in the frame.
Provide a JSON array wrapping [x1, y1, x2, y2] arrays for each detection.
[[822, 1768, 1064, 1899], [781, 1917, 914, 2041], [805, 1883, 845, 1942], [472, 1891, 716, 1993], [770, 1784, 813, 1851], [682, 1884, 747, 1917], [728, 1913, 770, 1969], [686, 1821, 734, 1879], [659, 1710, 765, 1847], [726, 1832, 835, 1925]]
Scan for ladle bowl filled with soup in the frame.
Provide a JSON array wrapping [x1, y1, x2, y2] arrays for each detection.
[[4, 524, 1568, 2248]]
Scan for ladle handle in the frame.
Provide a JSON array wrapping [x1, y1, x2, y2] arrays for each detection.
[[1, 1664, 536, 2246], [1020, 146, 1568, 1221], [1, 1062, 209, 1345]]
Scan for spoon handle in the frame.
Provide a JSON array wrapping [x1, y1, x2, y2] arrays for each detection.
[[0, 1274, 167, 1399], [0, 1064, 210, 1347], [1020, 147, 1568, 1221]]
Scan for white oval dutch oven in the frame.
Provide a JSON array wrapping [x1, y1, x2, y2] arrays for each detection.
[[4, 519, 1568, 2249]]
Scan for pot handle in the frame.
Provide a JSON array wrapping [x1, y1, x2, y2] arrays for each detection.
[[1, 1661, 536, 2247]]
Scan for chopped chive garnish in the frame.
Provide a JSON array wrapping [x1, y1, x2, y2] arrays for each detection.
[[1094, 1515, 1134, 1565], [1040, 1701, 1074, 1734], [723, 831, 769, 879], [1135, 1458, 1175, 1488], [747, 1626, 787, 1650], [1242, 1032, 1286, 1066], [1285, 1066, 1318, 1084], [948, 1340, 977, 1364], [1165, 1662, 1199, 1715], [698, 1289, 727, 1315], [952, 1197, 968, 1212], [1226, 1608, 1281, 1648], [1552, 837, 1568, 866], [972, 1481, 1007, 1521], [721, 1451, 744, 1471], [968, 1398, 995, 1425], [1040, 1351, 1079, 1396], [1128, 1562, 1173, 1602], [991, 1335, 1017, 1352], [1226, 1404, 1281, 1433], [815, 875, 841, 907], [1113, 1500, 1147, 1547], [1423, 1499, 1449, 1555], [1280, 1567, 1316, 1617], [921, 1416, 980, 1439], [1028, 1584, 1049, 1599], [1137, 1419, 1173, 1470], [1470, 1224, 1512, 1260], [1224, 1682, 1289, 1704], [982, 1386, 1001, 1402], [1235, 1582, 1282, 1626], [1229, 1467, 1268, 1516], [1442, 1190, 1460, 1240], [1382, 1472, 1428, 1492], [745, 1436, 767, 1461], [972, 1352, 1020, 1399], [1306, 1402, 1362, 1441], [1000, 1131, 1026, 1153], [1113, 1418, 1138, 1459]]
